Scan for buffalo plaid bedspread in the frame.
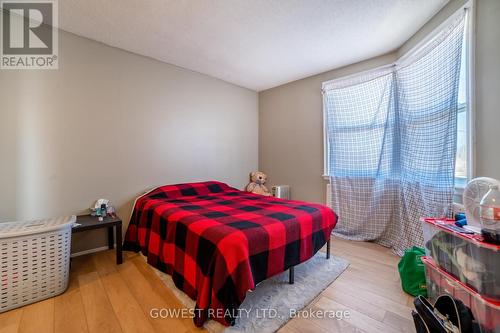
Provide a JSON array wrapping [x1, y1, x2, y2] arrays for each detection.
[[123, 181, 337, 326]]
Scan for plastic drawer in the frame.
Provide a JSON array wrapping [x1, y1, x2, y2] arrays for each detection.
[[423, 256, 500, 333], [421, 218, 499, 301]]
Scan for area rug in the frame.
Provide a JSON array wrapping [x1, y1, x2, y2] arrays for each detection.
[[150, 251, 349, 333]]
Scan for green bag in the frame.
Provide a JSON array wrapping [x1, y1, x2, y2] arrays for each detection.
[[398, 246, 427, 297]]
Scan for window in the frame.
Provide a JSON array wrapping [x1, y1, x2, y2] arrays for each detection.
[[455, 20, 472, 189], [322, 8, 471, 254], [323, 5, 474, 191]]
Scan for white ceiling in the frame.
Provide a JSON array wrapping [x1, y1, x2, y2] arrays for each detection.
[[59, 0, 448, 91]]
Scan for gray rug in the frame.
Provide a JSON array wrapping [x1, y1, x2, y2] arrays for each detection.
[[150, 251, 349, 333]]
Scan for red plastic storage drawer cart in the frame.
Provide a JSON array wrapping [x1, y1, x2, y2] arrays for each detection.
[[422, 256, 500, 333], [421, 217, 500, 301]]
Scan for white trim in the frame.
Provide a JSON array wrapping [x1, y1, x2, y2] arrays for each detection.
[[454, 0, 475, 199], [465, 0, 476, 181], [322, 86, 329, 177], [71, 245, 111, 258]]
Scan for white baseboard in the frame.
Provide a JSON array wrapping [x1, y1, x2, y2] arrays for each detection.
[[71, 245, 112, 258]]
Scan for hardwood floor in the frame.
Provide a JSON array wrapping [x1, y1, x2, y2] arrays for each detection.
[[279, 238, 415, 333], [0, 238, 414, 333]]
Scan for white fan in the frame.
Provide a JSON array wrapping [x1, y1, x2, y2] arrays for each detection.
[[463, 177, 500, 228]]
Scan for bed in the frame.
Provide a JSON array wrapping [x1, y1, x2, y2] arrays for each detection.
[[123, 181, 337, 327]]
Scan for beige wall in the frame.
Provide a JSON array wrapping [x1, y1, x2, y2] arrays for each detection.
[[259, 53, 397, 203], [0, 30, 258, 253], [259, 0, 500, 203], [472, 0, 500, 180]]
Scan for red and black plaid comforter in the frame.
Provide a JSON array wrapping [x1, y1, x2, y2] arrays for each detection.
[[123, 181, 337, 326]]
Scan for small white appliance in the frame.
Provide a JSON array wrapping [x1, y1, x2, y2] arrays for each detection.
[[271, 185, 290, 199]]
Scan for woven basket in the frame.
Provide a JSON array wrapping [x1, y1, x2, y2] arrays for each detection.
[[0, 216, 75, 312]]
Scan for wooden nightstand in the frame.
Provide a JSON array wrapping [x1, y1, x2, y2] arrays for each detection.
[[73, 214, 123, 264]]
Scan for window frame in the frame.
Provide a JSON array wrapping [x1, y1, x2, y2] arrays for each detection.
[[455, 102, 469, 190], [459, 0, 476, 193]]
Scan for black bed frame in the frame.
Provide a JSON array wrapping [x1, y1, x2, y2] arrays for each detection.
[[288, 237, 330, 284]]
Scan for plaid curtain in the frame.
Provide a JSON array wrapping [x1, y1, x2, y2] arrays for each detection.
[[323, 12, 465, 255]]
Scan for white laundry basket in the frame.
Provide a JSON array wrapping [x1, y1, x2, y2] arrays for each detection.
[[0, 215, 75, 312]]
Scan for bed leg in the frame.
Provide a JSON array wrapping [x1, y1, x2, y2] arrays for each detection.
[[289, 266, 294, 284], [326, 237, 331, 259]]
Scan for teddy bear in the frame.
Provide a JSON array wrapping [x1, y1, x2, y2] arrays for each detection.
[[246, 171, 272, 196]]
